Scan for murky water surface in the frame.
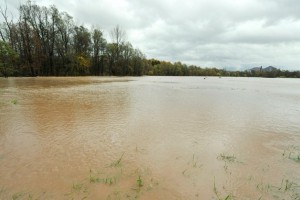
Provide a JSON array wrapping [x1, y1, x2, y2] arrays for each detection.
[[0, 76, 300, 199]]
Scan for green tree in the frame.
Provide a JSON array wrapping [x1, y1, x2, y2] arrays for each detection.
[[54, 11, 74, 75], [0, 40, 18, 77], [72, 25, 91, 75], [91, 28, 106, 75]]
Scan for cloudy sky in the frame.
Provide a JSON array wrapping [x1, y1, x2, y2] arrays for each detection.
[[1, 0, 300, 70]]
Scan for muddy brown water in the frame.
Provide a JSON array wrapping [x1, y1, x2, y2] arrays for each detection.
[[0, 76, 300, 199]]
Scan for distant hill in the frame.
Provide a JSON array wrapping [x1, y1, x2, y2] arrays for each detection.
[[248, 66, 278, 72], [264, 66, 277, 71]]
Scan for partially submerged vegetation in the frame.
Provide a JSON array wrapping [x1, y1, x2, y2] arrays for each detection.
[[71, 154, 159, 199], [1, 149, 300, 199], [10, 99, 17, 105], [217, 153, 237, 163], [282, 145, 300, 163], [214, 179, 234, 200], [108, 153, 125, 168], [0, 79, 299, 199]]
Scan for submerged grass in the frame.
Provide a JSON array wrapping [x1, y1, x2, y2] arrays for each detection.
[[89, 174, 116, 185], [213, 178, 234, 200], [137, 176, 143, 188], [65, 181, 89, 200], [278, 179, 300, 192], [89, 175, 101, 183], [182, 154, 204, 178], [12, 192, 25, 200], [88, 167, 119, 186], [182, 154, 203, 178], [217, 154, 237, 163], [72, 183, 84, 191], [256, 182, 272, 192], [253, 176, 300, 200], [109, 153, 125, 167], [7, 147, 300, 200], [103, 177, 117, 185], [191, 154, 202, 168], [282, 146, 300, 164], [87, 153, 126, 185], [10, 99, 17, 105]]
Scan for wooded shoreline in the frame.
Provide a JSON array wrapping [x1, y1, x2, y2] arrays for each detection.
[[1, 1, 299, 78]]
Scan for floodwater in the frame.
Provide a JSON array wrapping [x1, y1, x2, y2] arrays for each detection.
[[0, 76, 300, 200]]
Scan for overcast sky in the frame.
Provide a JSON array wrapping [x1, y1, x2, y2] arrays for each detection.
[[1, 0, 300, 70]]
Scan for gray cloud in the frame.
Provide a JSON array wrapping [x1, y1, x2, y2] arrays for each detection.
[[1, 0, 300, 70]]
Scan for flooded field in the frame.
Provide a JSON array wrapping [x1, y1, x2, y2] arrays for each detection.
[[0, 76, 300, 200]]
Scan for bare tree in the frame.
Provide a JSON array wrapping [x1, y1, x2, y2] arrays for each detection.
[[0, 1, 14, 44], [55, 11, 74, 75], [109, 25, 127, 75], [110, 25, 126, 47]]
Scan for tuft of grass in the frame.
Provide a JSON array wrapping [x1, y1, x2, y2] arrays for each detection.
[[278, 179, 299, 192], [103, 177, 116, 185], [109, 152, 125, 167], [213, 179, 234, 200], [217, 153, 237, 163], [183, 154, 203, 178], [137, 176, 143, 187], [10, 99, 17, 105], [12, 192, 24, 200], [282, 146, 300, 164], [256, 182, 271, 192], [89, 171, 102, 183], [72, 183, 83, 191], [89, 174, 116, 185], [187, 154, 202, 168], [89, 167, 119, 186], [89, 175, 101, 183], [290, 155, 300, 163]]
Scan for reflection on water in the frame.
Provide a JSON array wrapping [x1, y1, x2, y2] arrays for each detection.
[[0, 76, 300, 199]]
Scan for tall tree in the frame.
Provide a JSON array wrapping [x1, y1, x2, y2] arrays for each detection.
[[91, 28, 106, 75], [0, 3, 13, 43], [55, 11, 74, 75], [0, 40, 18, 77], [18, 4, 36, 76], [109, 25, 126, 75], [72, 25, 91, 75], [121, 42, 133, 75]]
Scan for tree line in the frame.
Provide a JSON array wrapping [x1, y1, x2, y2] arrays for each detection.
[[146, 59, 300, 78], [1, 1, 299, 78], [0, 1, 147, 77]]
